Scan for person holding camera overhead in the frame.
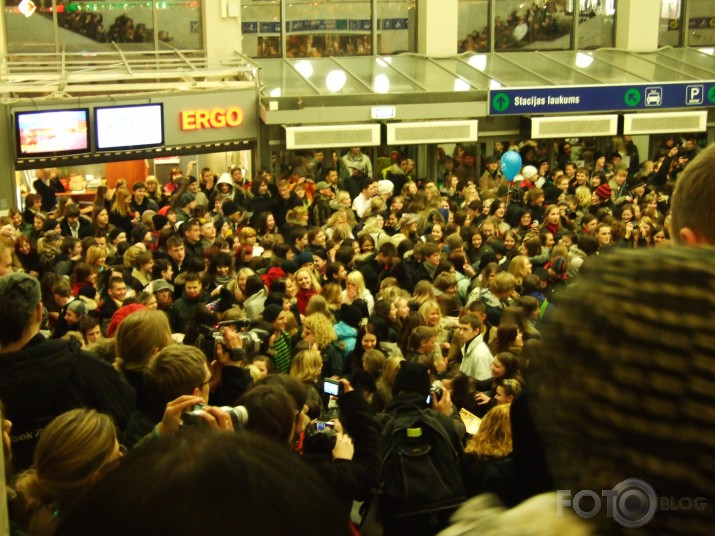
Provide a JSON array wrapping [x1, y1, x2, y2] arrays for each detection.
[[301, 377, 380, 510]]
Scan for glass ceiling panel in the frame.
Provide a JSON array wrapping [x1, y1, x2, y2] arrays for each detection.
[[458, 54, 550, 87], [286, 58, 367, 95], [257, 59, 318, 97], [333, 56, 421, 93], [505, 52, 600, 86], [382, 56, 472, 92], [519, 51, 649, 84], [636, 52, 715, 79], [657, 48, 715, 77], [431, 58, 492, 90], [588, 50, 691, 80]]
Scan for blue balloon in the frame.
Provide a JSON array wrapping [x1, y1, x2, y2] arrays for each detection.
[[500, 151, 522, 182]]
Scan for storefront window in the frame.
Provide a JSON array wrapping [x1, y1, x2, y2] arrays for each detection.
[[5, 1, 55, 53], [687, 0, 715, 46], [285, 0, 372, 57], [458, 0, 489, 52], [4, 1, 202, 53], [377, 0, 415, 54], [157, 1, 202, 50], [57, 2, 154, 52], [578, 0, 614, 49], [494, 0, 573, 51], [241, 0, 281, 58], [659, 0, 682, 47]]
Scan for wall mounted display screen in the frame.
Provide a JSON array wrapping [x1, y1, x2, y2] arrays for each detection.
[[15, 109, 90, 158], [95, 103, 164, 151]]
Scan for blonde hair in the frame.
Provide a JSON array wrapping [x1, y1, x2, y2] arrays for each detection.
[[290, 349, 323, 384], [240, 227, 257, 243], [283, 310, 299, 337], [286, 206, 309, 226], [375, 356, 405, 407], [305, 295, 333, 320], [465, 404, 513, 458], [295, 267, 321, 292], [122, 244, 146, 269], [246, 364, 263, 383], [115, 309, 173, 370], [363, 349, 386, 378], [320, 283, 342, 308], [346, 270, 367, 297], [303, 312, 337, 349], [15, 409, 117, 536], [111, 187, 132, 217], [418, 300, 441, 325], [332, 223, 353, 241], [412, 280, 435, 304], [575, 185, 592, 209], [85, 245, 108, 266], [507, 255, 531, 287]]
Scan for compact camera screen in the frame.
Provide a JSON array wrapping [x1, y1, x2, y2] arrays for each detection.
[[323, 379, 342, 396]]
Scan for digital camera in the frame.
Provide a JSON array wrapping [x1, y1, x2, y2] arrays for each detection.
[[181, 403, 249, 429]]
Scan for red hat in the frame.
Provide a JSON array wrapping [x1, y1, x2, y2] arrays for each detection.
[[106, 303, 145, 338], [595, 183, 612, 201]]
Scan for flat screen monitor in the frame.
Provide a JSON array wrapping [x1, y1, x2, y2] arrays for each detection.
[[15, 109, 90, 158], [94, 103, 164, 151]]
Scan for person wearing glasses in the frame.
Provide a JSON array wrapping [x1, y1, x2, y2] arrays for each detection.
[[126, 343, 247, 447]]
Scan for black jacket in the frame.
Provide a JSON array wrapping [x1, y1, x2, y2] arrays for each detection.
[[302, 390, 380, 507], [60, 217, 94, 239], [171, 292, 209, 332], [0, 334, 136, 470]]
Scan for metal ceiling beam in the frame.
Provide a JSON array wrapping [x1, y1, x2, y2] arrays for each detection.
[[329, 57, 373, 92], [425, 57, 481, 90]]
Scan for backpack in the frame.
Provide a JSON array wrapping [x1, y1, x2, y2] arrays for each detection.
[[373, 410, 465, 535]]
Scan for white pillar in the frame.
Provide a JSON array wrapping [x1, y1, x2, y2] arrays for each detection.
[[204, 0, 243, 60], [417, 0, 458, 57], [615, 0, 659, 52]]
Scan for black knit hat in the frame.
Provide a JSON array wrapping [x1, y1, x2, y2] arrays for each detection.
[[263, 303, 283, 323], [392, 362, 431, 397], [222, 200, 241, 218], [340, 304, 363, 330], [152, 213, 168, 231]]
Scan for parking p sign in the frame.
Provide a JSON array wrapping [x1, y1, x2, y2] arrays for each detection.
[[686, 85, 704, 105]]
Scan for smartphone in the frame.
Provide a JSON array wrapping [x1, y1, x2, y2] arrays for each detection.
[[314, 421, 335, 432], [323, 379, 343, 397]]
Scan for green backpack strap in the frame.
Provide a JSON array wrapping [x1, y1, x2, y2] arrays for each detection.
[[539, 298, 550, 319]]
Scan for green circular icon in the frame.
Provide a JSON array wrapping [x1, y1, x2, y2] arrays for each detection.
[[708, 86, 715, 104], [624, 88, 641, 107], [492, 93, 510, 112]]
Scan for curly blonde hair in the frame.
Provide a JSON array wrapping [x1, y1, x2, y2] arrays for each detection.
[[302, 312, 337, 350], [465, 403, 512, 458]]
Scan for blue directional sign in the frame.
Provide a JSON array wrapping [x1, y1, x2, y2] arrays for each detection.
[[489, 81, 715, 116]]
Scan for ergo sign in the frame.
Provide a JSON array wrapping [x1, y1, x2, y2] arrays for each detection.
[[180, 106, 244, 130]]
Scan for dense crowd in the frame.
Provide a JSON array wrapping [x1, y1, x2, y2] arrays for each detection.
[[54, 10, 163, 44], [0, 134, 711, 535]]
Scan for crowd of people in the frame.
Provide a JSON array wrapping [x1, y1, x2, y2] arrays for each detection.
[[0, 133, 713, 535], [54, 9, 164, 45], [460, 1, 585, 52]]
